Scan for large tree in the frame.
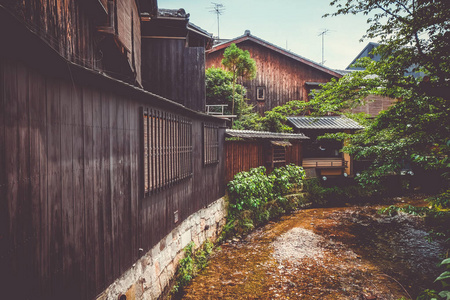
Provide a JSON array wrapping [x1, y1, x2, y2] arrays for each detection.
[[309, 0, 450, 188], [221, 44, 257, 116]]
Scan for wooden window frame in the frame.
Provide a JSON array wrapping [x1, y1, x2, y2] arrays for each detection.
[[141, 107, 192, 196], [203, 122, 219, 166], [256, 86, 265, 100]]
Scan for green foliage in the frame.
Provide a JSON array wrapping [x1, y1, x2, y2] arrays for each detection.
[[227, 166, 274, 212], [221, 44, 257, 115], [427, 189, 450, 210], [205, 67, 247, 115], [233, 100, 309, 132], [303, 178, 381, 206], [325, 0, 450, 87], [224, 165, 306, 238], [171, 240, 215, 295], [418, 258, 450, 300], [271, 164, 306, 195], [309, 0, 450, 188]]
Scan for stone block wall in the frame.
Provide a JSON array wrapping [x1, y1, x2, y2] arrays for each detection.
[[96, 197, 227, 300]]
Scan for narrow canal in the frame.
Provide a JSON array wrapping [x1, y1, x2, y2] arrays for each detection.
[[181, 195, 445, 299]]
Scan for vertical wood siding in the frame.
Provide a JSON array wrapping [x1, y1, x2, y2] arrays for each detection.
[[2, 0, 142, 85], [0, 58, 225, 300], [206, 41, 336, 112], [225, 140, 303, 182], [142, 39, 206, 111]]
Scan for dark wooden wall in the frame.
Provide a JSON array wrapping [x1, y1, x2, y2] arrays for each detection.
[[0, 56, 225, 300], [225, 140, 303, 183], [1, 0, 142, 85], [206, 40, 337, 113], [142, 38, 206, 112]]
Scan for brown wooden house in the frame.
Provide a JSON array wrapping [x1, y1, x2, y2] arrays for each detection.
[[206, 30, 343, 115], [0, 1, 225, 299]]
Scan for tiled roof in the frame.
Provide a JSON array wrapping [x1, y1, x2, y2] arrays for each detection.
[[226, 129, 309, 140], [158, 8, 189, 19], [287, 116, 364, 130]]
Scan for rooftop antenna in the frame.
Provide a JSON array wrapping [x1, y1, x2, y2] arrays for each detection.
[[318, 29, 330, 65], [209, 2, 225, 39]]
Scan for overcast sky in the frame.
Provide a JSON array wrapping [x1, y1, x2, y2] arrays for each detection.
[[158, 0, 378, 70]]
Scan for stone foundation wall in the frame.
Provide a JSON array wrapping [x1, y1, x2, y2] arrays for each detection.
[[96, 197, 227, 300]]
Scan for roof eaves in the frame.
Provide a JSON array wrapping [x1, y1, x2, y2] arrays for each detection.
[[286, 117, 364, 130], [209, 33, 342, 78], [225, 129, 310, 140]]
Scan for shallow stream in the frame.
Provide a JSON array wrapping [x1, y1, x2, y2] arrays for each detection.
[[181, 195, 446, 299]]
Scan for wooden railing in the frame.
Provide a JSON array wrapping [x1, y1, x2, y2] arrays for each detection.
[[302, 158, 347, 168]]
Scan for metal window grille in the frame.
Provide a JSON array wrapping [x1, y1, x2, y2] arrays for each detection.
[[142, 108, 192, 195], [203, 122, 219, 165]]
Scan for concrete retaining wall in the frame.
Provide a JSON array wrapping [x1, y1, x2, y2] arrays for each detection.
[[96, 197, 227, 300]]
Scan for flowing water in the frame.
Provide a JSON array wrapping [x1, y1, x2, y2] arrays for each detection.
[[180, 195, 446, 299]]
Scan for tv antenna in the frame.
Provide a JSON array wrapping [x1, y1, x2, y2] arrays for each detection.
[[209, 2, 225, 39], [318, 29, 330, 65]]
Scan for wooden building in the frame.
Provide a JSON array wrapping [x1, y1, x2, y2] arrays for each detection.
[[0, 1, 225, 299], [287, 116, 364, 178], [224, 129, 309, 182], [141, 8, 213, 111], [206, 30, 343, 115]]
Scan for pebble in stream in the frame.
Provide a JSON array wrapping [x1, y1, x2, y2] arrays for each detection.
[[181, 197, 445, 300]]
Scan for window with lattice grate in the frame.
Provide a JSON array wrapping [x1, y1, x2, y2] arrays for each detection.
[[203, 122, 219, 165], [142, 107, 192, 195], [272, 145, 286, 163]]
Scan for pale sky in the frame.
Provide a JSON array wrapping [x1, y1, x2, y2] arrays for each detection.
[[158, 0, 378, 70]]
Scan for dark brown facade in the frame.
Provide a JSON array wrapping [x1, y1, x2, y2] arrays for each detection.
[[141, 9, 213, 111], [206, 32, 342, 114], [225, 140, 303, 183], [0, 0, 150, 86], [1, 2, 225, 300]]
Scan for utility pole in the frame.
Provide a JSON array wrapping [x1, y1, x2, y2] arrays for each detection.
[[318, 29, 329, 65], [209, 2, 225, 40]]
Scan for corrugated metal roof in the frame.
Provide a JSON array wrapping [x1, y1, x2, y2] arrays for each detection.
[[226, 129, 309, 140], [287, 116, 364, 130]]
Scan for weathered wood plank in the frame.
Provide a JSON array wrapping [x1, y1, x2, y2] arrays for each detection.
[[92, 88, 106, 290], [83, 86, 97, 298], [60, 79, 76, 297], [101, 91, 114, 285], [71, 79, 87, 300], [46, 77, 64, 298]]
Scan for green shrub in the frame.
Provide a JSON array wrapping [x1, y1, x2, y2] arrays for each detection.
[[224, 164, 306, 238], [227, 166, 274, 213]]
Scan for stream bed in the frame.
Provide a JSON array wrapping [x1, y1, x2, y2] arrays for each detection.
[[180, 195, 446, 299]]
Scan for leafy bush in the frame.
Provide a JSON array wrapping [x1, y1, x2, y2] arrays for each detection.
[[224, 165, 306, 239], [227, 166, 274, 212], [271, 164, 305, 195]]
